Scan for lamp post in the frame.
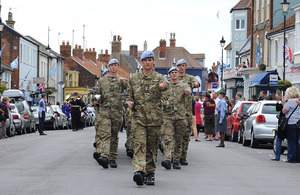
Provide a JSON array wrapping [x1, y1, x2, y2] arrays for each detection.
[[46, 26, 51, 101], [220, 36, 226, 89], [281, 0, 290, 81]]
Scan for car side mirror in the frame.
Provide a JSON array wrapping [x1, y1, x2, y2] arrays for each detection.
[[238, 113, 244, 118]]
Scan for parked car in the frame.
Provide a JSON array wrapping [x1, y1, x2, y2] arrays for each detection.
[[238, 102, 258, 144], [226, 101, 254, 142], [242, 101, 279, 148], [5, 108, 15, 137], [32, 106, 58, 130], [9, 103, 25, 135], [4, 90, 36, 134], [51, 105, 68, 129]]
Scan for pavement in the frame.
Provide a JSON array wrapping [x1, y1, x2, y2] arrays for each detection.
[[0, 127, 300, 195]]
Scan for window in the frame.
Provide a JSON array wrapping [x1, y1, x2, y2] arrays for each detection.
[[235, 19, 245, 30], [69, 74, 73, 86], [242, 104, 252, 113], [262, 104, 279, 114]]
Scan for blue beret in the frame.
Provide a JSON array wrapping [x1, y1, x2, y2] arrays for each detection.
[[102, 69, 109, 76], [41, 93, 46, 98], [176, 59, 186, 66], [108, 59, 119, 66], [141, 51, 154, 60], [168, 66, 179, 74], [219, 91, 226, 95]]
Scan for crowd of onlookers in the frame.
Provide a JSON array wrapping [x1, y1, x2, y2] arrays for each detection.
[[0, 96, 10, 139], [192, 87, 300, 162]]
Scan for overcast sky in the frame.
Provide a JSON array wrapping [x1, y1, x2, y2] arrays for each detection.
[[2, 0, 239, 69]]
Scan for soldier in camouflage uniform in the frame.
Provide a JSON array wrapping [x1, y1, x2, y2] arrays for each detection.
[[127, 51, 169, 186], [93, 59, 127, 169], [161, 67, 191, 170], [125, 106, 134, 158], [176, 59, 200, 166]]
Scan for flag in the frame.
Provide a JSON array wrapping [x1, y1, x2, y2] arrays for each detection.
[[20, 69, 32, 87], [38, 83, 46, 92], [216, 61, 221, 76], [0, 44, 5, 57], [247, 58, 250, 67], [256, 42, 262, 64], [291, 68, 298, 73], [214, 74, 219, 84], [10, 57, 18, 69], [49, 63, 57, 77], [216, 10, 219, 19], [283, 44, 293, 63]]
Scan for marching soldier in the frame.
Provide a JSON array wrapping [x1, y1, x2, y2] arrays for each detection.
[[127, 51, 169, 186], [70, 95, 85, 131], [176, 59, 200, 166], [161, 67, 191, 170], [125, 106, 134, 158], [93, 59, 128, 169]]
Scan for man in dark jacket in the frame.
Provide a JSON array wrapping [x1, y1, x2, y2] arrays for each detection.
[[272, 94, 286, 161]]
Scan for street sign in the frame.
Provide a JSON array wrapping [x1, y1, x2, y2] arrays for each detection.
[[269, 74, 278, 85], [212, 82, 218, 89], [33, 77, 45, 84]]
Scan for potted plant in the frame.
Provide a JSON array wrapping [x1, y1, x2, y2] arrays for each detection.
[[278, 80, 292, 91], [45, 89, 54, 95]]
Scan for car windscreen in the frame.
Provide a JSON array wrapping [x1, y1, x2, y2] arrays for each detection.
[[262, 104, 279, 114], [241, 104, 252, 113], [52, 106, 58, 111], [15, 102, 25, 112]]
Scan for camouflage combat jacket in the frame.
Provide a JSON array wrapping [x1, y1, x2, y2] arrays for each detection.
[[162, 82, 189, 120], [93, 75, 128, 117], [178, 74, 199, 115], [127, 71, 169, 127]]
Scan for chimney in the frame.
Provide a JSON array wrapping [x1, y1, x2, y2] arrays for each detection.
[[111, 35, 121, 61], [6, 12, 15, 29], [170, 32, 176, 47], [98, 49, 110, 64], [73, 45, 84, 60], [60, 41, 71, 58], [144, 40, 147, 51], [159, 39, 166, 58], [130, 45, 138, 59], [84, 48, 97, 63]]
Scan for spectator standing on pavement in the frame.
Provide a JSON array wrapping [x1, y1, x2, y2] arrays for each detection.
[[191, 98, 199, 141], [250, 95, 257, 101], [282, 86, 300, 163], [216, 91, 228, 147], [38, 94, 47, 136], [62, 101, 71, 119], [0, 97, 9, 139], [56, 101, 61, 107], [235, 92, 243, 105], [127, 51, 169, 186], [229, 98, 235, 112], [258, 90, 268, 101], [212, 92, 220, 140], [194, 96, 202, 140], [272, 94, 286, 161], [203, 93, 215, 141]]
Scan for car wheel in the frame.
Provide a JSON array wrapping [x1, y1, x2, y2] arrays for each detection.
[[238, 129, 243, 144], [250, 130, 259, 148], [231, 126, 238, 142], [242, 133, 250, 146]]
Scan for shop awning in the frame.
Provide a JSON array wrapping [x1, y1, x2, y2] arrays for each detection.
[[250, 71, 277, 86]]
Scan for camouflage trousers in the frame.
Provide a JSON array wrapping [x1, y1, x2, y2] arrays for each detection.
[[95, 115, 122, 161], [132, 120, 161, 174], [181, 114, 193, 159], [161, 117, 185, 163], [125, 117, 133, 150]]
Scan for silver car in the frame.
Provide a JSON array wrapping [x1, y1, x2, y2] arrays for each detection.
[[10, 103, 25, 135], [51, 105, 68, 129], [242, 100, 280, 148]]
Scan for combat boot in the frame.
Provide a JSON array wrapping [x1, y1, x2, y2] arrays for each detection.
[[180, 158, 188, 165], [93, 152, 100, 161], [93, 142, 96, 148], [144, 173, 155, 186], [126, 148, 134, 159], [97, 156, 109, 168], [109, 160, 118, 168], [133, 171, 144, 186], [173, 163, 181, 169], [161, 160, 171, 170]]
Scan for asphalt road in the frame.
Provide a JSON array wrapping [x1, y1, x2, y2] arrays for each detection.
[[0, 127, 299, 195]]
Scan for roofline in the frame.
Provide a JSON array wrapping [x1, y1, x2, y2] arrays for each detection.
[[71, 57, 98, 77], [266, 26, 295, 38], [3, 24, 39, 47], [230, 7, 251, 13]]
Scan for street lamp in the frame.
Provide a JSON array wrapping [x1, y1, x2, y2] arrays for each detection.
[[281, 0, 290, 81], [220, 36, 226, 89]]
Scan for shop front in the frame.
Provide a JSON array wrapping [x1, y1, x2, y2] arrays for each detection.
[[224, 77, 244, 99]]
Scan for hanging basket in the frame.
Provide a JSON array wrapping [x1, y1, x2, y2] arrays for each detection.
[[278, 80, 292, 91]]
